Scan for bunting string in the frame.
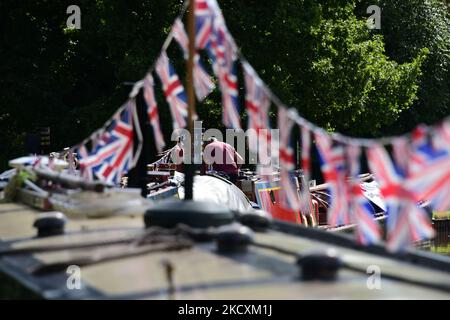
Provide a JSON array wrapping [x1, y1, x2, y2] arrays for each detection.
[[59, 0, 449, 251]]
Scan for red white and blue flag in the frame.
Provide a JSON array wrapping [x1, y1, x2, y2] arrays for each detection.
[[67, 148, 76, 175], [78, 127, 121, 183], [172, 18, 215, 101], [367, 145, 435, 252], [278, 107, 299, 210], [95, 101, 139, 184], [436, 120, 450, 148], [243, 62, 271, 153], [347, 145, 381, 245], [243, 62, 274, 177], [315, 132, 351, 226], [77, 145, 93, 181], [392, 136, 411, 176], [155, 51, 188, 130], [143, 74, 166, 153], [207, 29, 240, 129], [195, 0, 214, 49], [217, 62, 240, 129], [405, 125, 450, 211], [78, 101, 141, 185], [194, 0, 240, 129]]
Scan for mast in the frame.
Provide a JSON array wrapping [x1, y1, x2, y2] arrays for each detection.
[[184, 0, 196, 201]]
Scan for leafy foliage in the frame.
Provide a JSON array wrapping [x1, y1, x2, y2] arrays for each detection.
[[357, 0, 450, 134]]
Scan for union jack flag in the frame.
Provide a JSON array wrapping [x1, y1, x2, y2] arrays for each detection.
[[367, 145, 435, 252], [155, 51, 188, 129], [172, 18, 215, 101], [196, 0, 240, 129], [216, 61, 240, 129], [143, 74, 166, 153], [405, 124, 450, 211], [210, 21, 237, 73], [256, 129, 275, 179], [77, 145, 93, 181], [243, 62, 271, 154], [78, 128, 121, 182], [278, 107, 299, 210], [94, 101, 138, 184], [315, 132, 351, 226], [195, 0, 214, 49], [392, 137, 411, 176], [206, 28, 239, 129], [436, 120, 450, 147], [67, 148, 75, 175], [410, 125, 447, 170], [347, 145, 381, 245], [78, 101, 141, 185]]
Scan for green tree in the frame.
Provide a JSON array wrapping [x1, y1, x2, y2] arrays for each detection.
[[222, 0, 426, 136], [357, 0, 450, 134], [0, 0, 182, 170]]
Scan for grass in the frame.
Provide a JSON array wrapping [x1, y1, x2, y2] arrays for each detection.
[[433, 211, 450, 220], [431, 243, 450, 255]]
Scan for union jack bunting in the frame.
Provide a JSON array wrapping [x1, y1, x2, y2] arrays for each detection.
[[207, 14, 238, 83], [78, 126, 120, 182], [367, 145, 435, 252], [410, 125, 447, 171], [433, 120, 450, 158], [205, 27, 239, 129], [217, 62, 240, 129], [346, 145, 381, 245], [195, 0, 214, 49], [90, 131, 101, 154], [243, 62, 271, 154], [78, 101, 141, 185], [155, 51, 188, 129], [256, 131, 275, 179], [172, 18, 215, 101], [77, 144, 94, 181], [32, 156, 42, 169], [436, 120, 450, 148], [92, 128, 113, 154], [95, 101, 138, 184], [394, 126, 436, 173], [196, 0, 240, 129], [210, 21, 237, 75], [278, 107, 299, 210], [392, 137, 411, 176], [67, 148, 75, 175], [300, 127, 312, 214], [315, 132, 351, 226], [405, 125, 450, 211], [143, 74, 166, 153]]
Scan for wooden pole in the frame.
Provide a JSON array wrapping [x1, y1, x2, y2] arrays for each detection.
[[184, 0, 196, 200]]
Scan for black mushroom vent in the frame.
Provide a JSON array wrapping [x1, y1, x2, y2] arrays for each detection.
[[144, 200, 235, 229], [33, 212, 67, 238]]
